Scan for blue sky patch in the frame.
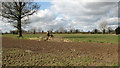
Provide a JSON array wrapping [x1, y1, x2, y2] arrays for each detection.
[[38, 2, 52, 10]]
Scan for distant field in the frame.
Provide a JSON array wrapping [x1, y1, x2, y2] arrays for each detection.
[[55, 34, 118, 44], [2, 34, 118, 44]]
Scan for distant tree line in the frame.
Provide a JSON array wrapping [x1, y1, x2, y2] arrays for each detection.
[[3, 26, 119, 35]]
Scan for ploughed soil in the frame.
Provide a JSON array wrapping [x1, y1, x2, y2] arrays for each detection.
[[2, 37, 118, 66]]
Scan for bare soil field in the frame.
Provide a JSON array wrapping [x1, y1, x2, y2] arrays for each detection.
[[2, 37, 118, 66]]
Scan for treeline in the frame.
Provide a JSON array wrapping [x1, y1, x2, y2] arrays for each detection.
[[3, 26, 120, 35]]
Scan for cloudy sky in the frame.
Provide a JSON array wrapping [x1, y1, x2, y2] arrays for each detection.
[[0, 0, 119, 33]]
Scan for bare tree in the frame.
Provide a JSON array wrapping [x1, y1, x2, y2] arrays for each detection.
[[69, 26, 75, 33], [31, 27, 36, 34], [1, 1, 40, 37], [55, 29, 59, 33], [99, 22, 108, 34], [107, 27, 113, 34], [58, 27, 66, 33], [38, 27, 42, 33]]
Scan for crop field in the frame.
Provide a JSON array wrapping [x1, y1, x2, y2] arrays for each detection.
[[1, 34, 119, 66]]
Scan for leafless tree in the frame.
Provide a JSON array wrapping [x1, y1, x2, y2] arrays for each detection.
[[99, 22, 108, 34], [38, 27, 42, 33], [58, 27, 67, 33], [0, 1, 40, 37], [107, 26, 113, 34], [69, 26, 75, 33]]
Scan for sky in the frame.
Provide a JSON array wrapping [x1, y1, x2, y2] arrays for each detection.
[[0, 0, 119, 33]]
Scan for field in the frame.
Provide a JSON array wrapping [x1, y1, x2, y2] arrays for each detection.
[[1, 34, 119, 66], [2, 34, 118, 44]]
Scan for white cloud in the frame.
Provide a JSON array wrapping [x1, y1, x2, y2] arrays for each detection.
[[25, 9, 58, 31], [0, 1, 118, 33], [0, 20, 16, 33], [24, 1, 119, 32], [49, 1, 118, 31]]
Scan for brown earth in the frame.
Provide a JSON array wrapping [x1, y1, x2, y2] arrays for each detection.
[[2, 37, 118, 66]]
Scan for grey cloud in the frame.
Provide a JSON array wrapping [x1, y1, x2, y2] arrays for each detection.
[[83, 2, 116, 9], [50, 1, 118, 31]]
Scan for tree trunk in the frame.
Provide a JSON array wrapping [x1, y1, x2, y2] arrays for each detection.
[[18, 2, 22, 37], [18, 20, 22, 37]]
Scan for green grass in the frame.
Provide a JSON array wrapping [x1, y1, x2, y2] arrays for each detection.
[[54, 34, 118, 44], [2, 34, 118, 44], [2, 34, 46, 39]]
